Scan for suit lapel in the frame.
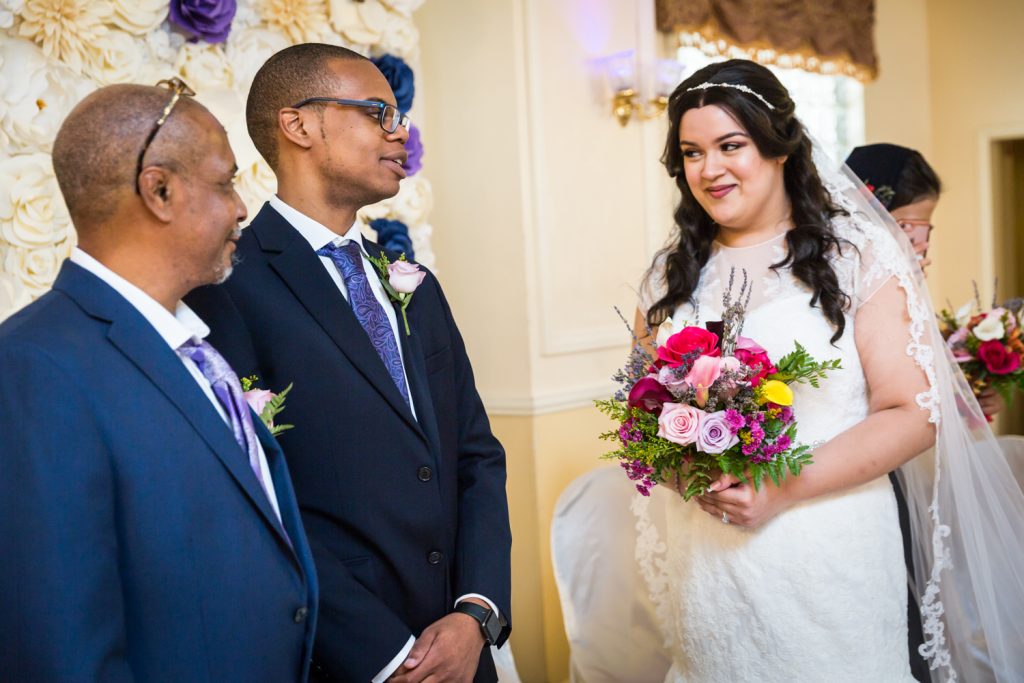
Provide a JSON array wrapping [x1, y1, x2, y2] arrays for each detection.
[[55, 262, 291, 550], [252, 205, 427, 444], [364, 242, 445, 466]]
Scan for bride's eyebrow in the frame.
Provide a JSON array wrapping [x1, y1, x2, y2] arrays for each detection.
[[679, 131, 748, 147]]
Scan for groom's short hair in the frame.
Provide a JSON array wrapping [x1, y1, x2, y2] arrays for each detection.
[[247, 43, 369, 171]]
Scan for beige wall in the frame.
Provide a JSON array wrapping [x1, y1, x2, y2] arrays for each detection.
[[420, 0, 1024, 680]]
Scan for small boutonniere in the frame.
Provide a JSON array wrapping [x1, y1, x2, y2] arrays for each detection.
[[240, 376, 294, 437], [367, 252, 425, 336]]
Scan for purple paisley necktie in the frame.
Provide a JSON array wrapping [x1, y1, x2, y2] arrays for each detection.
[[317, 240, 411, 407], [176, 338, 282, 520]]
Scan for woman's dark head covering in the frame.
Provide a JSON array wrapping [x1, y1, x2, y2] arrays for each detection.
[[845, 143, 942, 211]]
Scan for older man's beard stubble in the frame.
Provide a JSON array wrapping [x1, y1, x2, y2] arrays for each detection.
[[214, 227, 243, 285]]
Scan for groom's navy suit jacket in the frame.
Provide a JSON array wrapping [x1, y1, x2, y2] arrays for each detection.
[[0, 262, 318, 682], [185, 203, 512, 682]]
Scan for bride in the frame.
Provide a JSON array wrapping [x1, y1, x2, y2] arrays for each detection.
[[632, 59, 1024, 682]]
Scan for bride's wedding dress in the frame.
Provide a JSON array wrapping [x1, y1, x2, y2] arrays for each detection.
[[636, 217, 918, 682]]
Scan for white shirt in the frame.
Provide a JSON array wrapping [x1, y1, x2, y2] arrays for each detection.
[[267, 197, 500, 680], [70, 248, 283, 523]]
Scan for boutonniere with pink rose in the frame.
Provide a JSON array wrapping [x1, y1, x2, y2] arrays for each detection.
[[240, 376, 294, 437], [367, 251, 426, 336]]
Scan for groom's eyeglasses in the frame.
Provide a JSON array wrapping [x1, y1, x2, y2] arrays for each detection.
[[290, 97, 411, 134], [134, 77, 196, 195]]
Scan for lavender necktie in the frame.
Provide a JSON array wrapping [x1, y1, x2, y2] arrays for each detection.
[[317, 240, 411, 407], [177, 338, 278, 511]]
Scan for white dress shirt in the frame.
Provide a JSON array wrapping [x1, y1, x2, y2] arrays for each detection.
[[267, 197, 500, 680], [70, 248, 283, 523]]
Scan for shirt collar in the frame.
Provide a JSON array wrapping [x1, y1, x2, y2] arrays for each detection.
[[69, 247, 209, 350], [268, 194, 364, 255]]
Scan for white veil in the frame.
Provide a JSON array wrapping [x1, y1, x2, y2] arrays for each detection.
[[813, 140, 1024, 682]]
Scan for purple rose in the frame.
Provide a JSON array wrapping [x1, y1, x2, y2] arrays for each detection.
[[371, 54, 415, 112], [403, 124, 423, 175], [170, 0, 237, 44], [696, 411, 739, 454]]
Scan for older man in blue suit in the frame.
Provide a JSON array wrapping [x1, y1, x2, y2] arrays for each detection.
[[0, 81, 317, 681]]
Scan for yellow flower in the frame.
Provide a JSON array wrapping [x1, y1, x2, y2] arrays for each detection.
[[259, 0, 327, 44], [759, 380, 794, 406], [17, 0, 112, 75]]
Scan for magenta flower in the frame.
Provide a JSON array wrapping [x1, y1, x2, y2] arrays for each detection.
[[628, 376, 672, 414]]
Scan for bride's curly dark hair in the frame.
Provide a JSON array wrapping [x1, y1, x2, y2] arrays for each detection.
[[645, 59, 851, 343]]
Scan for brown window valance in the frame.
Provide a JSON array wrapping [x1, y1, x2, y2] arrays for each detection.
[[655, 0, 877, 82]]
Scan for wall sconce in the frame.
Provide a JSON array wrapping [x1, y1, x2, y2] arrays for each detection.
[[599, 51, 683, 127]]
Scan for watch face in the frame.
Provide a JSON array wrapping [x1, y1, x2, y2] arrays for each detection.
[[482, 611, 502, 644]]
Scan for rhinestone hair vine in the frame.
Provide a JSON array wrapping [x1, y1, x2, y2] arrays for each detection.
[[685, 82, 776, 111]]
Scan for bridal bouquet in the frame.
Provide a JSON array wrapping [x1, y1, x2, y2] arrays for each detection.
[[597, 277, 840, 500], [938, 291, 1024, 405]]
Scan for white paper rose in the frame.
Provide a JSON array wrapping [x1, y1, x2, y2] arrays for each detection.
[[0, 0, 25, 29], [109, 0, 166, 35], [389, 176, 432, 225], [236, 159, 278, 225], [329, 0, 387, 45], [4, 244, 64, 292], [0, 153, 72, 250], [409, 222, 434, 270], [0, 37, 92, 155], [377, 12, 419, 60], [89, 29, 143, 86], [226, 27, 290, 94], [0, 267, 35, 323], [174, 42, 233, 92], [379, 0, 425, 17], [17, 0, 113, 75], [357, 194, 395, 223]]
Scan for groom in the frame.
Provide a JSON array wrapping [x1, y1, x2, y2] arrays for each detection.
[[186, 44, 512, 682]]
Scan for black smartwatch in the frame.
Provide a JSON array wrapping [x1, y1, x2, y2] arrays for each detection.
[[453, 601, 506, 646]]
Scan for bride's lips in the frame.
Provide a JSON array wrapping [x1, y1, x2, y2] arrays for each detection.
[[704, 183, 737, 198], [706, 184, 736, 199], [381, 152, 408, 179]]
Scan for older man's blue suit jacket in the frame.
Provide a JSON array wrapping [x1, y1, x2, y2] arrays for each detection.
[[185, 203, 512, 682], [0, 261, 318, 682]]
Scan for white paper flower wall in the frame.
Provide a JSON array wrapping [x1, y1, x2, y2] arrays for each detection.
[[0, 0, 432, 321]]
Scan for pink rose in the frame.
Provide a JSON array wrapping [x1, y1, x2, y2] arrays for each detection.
[[657, 326, 720, 367], [244, 389, 274, 420], [697, 411, 740, 454], [388, 260, 426, 293], [657, 402, 703, 447], [978, 340, 1021, 375], [628, 376, 673, 414]]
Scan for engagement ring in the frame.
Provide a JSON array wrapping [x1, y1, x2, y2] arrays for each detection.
[[721, 512, 730, 524]]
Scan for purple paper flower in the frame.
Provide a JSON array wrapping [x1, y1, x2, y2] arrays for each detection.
[[170, 0, 237, 43], [371, 54, 415, 112], [403, 124, 423, 175]]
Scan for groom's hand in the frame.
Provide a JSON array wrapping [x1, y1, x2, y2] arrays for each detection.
[[388, 606, 485, 683]]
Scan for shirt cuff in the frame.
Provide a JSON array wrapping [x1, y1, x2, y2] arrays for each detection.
[[372, 635, 415, 683], [455, 593, 500, 619]]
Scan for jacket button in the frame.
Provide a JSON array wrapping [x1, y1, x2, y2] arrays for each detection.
[[293, 606, 308, 623], [427, 550, 443, 565], [417, 466, 433, 482]]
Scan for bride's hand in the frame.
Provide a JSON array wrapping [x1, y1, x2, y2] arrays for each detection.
[[696, 472, 791, 527]]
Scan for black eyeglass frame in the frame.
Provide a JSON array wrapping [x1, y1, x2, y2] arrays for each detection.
[[134, 77, 196, 195], [290, 97, 411, 134]]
